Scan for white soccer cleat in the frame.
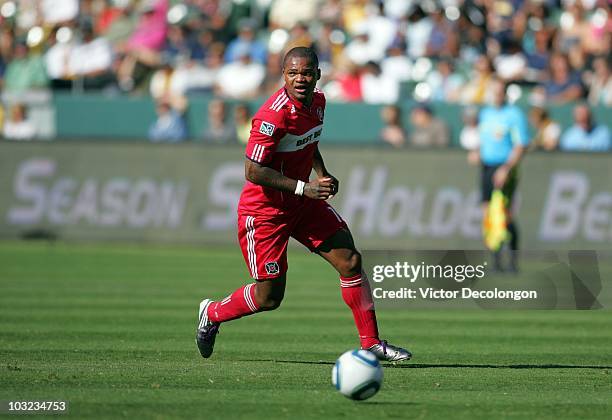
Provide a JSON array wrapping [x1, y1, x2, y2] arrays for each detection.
[[365, 340, 412, 362], [195, 299, 220, 359]]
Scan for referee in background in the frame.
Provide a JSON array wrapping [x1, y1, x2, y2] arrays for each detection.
[[478, 78, 530, 272]]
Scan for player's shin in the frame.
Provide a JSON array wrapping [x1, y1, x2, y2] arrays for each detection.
[[340, 273, 380, 349], [207, 283, 261, 323]]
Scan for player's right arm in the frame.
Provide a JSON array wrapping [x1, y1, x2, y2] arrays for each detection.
[[245, 160, 332, 200], [245, 109, 332, 200]]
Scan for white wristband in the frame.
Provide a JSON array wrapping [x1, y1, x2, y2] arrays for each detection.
[[294, 180, 305, 196]]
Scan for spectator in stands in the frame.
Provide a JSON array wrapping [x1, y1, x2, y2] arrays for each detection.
[[148, 99, 187, 143], [379, 104, 406, 148], [494, 39, 528, 82], [312, 22, 335, 67], [149, 28, 215, 99], [163, 25, 205, 64], [588, 56, 612, 107], [44, 28, 73, 90], [461, 55, 496, 105], [383, 0, 411, 21], [426, 7, 458, 58], [327, 57, 362, 102], [529, 107, 561, 151], [409, 104, 449, 148], [150, 59, 176, 100], [41, 0, 79, 25], [118, 0, 169, 91], [541, 53, 584, 104], [149, 63, 193, 117], [560, 103, 611, 152], [1, 0, 611, 140], [170, 42, 226, 96], [70, 24, 114, 90], [341, 0, 369, 35], [234, 103, 251, 145], [577, 5, 611, 57], [127, 0, 168, 52], [269, 0, 318, 30], [525, 29, 552, 83], [102, 1, 137, 49], [95, 0, 125, 35], [352, 2, 397, 62], [318, 0, 343, 27], [224, 19, 267, 64], [557, 2, 585, 53], [203, 99, 234, 144], [557, 2, 608, 57], [426, 59, 464, 103], [45, 24, 114, 91], [404, 6, 433, 59], [3, 40, 48, 93], [2, 103, 37, 140], [567, 44, 587, 78], [194, 29, 215, 61], [484, 0, 518, 46], [215, 46, 265, 99], [261, 52, 284, 96], [459, 106, 480, 166], [0, 27, 14, 81], [380, 40, 412, 83], [360, 61, 399, 104], [284, 21, 314, 51], [344, 28, 377, 66], [456, 10, 486, 65]]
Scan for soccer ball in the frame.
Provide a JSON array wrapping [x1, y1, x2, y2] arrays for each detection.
[[332, 349, 383, 400]]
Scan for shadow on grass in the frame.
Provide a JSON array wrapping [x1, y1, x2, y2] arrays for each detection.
[[242, 359, 612, 370], [360, 401, 418, 406], [384, 363, 612, 370]]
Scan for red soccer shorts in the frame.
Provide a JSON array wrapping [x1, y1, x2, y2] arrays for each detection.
[[237, 200, 348, 280]]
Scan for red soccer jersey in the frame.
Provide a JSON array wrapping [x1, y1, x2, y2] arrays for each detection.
[[238, 87, 326, 216]]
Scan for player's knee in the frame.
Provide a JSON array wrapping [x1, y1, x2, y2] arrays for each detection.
[[338, 251, 362, 277], [254, 281, 285, 311], [258, 295, 283, 311]]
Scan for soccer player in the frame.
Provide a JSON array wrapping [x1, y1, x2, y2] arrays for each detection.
[[478, 78, 529, 272], [196, 47, 411, 362]]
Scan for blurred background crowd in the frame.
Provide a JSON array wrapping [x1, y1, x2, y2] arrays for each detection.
[[0, 0, 610, 150]]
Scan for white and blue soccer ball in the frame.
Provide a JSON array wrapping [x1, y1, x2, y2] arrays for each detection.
[[332, 349, 383, 400]]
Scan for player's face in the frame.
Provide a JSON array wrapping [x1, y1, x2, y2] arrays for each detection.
[[283, 56, 320, 104]]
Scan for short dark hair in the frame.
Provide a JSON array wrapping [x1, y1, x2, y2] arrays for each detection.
[[282, 47, 319, 69]]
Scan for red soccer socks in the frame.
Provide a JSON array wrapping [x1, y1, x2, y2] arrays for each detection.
[[340, 273, 380, 349], [207, 283, 260, 323]]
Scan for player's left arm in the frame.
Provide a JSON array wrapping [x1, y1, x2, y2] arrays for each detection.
[[494, 108, 529, 188], [312, 145, 339, 197], [493, 145, 526, 188]]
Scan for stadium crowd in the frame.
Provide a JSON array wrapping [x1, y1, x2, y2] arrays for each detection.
[[0, 0, 610, 149]]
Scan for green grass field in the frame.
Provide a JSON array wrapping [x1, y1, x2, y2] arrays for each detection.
[[1, 241, 611, 419]]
